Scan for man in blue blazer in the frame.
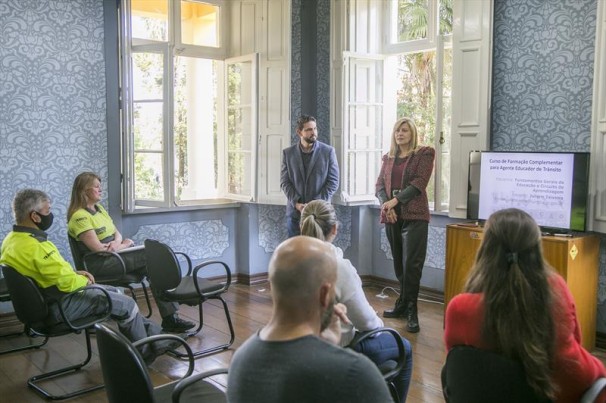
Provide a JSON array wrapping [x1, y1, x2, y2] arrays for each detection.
[[280, 115, 340, 237]]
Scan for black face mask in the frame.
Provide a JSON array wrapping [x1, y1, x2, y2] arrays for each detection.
[[34, 211, 54, 231]]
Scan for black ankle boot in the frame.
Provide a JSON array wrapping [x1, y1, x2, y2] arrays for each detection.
[[383, 298, 407, 318], [406, 301, 420, 333]]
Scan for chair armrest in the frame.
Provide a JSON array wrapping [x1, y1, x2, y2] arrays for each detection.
[[347, 327, 406, 381], [82, 251, 127, 282], [57, 285, 113, 330], [173, 251, 193, 276], [192, 260, 232, 295], [133, 334, 195, 378], [581, 377, 606, 403], [171, 367, 228, 403]]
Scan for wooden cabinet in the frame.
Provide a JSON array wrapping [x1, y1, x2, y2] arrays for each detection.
[[444, 224, 600, 350]]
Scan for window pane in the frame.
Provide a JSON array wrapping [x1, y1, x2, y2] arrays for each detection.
[[174, 57, 219, 202], [227, 59, 254, 197], [131, 0, 168, 42], [181, 1, 220, 47], [396, 50, 437, 203], [344, 56, 384, 200], [134, 102, 163, 150], [347, 150, 382, 197], [132, 51, 165, 203], [440, 47, 453, 209], [398, 0, 429, 42], [439, 0, 453, 35], [133, 52, 164, 100], [228, 152, 252, 194], [396, 51, 437, 145], [135, 152, 164, 200], [228, 106, 253, 152], [349, 105, 383, 149]]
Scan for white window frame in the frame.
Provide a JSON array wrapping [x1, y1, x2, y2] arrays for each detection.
[[339, 51, 385, 204], [384, 0, 439, 53], [381, 1, 453, 213], [332, 0, 483, 214], [448, 0, 492, 218], [223, 53, 259, 202], [589, 0, 606, 233], [121, 0, 260, 211]]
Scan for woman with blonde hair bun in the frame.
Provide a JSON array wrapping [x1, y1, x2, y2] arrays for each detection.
[[301, 200, 413, 403]]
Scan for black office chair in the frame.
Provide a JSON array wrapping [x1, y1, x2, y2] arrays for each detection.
[[347, 327, 406, 403], [583, 378, 606, 403], [2, 264, 112, 400], [95, 323, 227, 403], [0, 273, 48, 354], [442, 345, 606, 403], [144, 239, 235, 358], [68, 235, 153, 317]]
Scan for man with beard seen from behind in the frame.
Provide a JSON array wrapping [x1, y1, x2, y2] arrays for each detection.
[[227, 236, 393, 403], [281, 115, 339, 237]]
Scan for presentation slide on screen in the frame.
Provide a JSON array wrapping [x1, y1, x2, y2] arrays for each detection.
[[478, 152, 574, 229]]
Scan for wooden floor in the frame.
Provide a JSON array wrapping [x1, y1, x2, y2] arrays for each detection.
[[1, 284, 605, 402]]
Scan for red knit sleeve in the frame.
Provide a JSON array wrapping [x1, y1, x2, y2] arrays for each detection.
[[550, 274, 606, 402], [408, 146, 435, 191], [444, 293, 486, 351]]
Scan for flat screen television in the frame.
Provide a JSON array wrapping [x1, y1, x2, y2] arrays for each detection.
[[467, 151, 590, 233]]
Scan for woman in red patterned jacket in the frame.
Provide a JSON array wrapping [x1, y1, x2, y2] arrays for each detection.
[[375, 117, 435, 332]]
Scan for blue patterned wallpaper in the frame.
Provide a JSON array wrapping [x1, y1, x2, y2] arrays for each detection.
[[290, 0, 302, 143], [380, 225, 447, 270], [0, 0, 107, 259], [315, 0, 330, 138], [289, 0, 331, 145], [258, 205, 289, 252], [492, 0, 606, 333], [257, 204, 352, 253], [131, 220, 229, 261], [491, 0, 596, 151], [0, 0, 228, 267]]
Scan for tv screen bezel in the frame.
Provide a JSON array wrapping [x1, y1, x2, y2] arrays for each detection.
[[466, 150, 590, 233]]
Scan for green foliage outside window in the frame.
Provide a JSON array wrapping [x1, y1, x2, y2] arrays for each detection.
[[396, 0, 452, 207]]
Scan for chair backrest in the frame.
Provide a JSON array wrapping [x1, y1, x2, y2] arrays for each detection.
[[2, 264, 49, 325], [95, 323, 156, 403], [67, 235, 85, 270], [582, 378, 606, 403], [144, 239, 184, 291], [442, 345, 551, 403], [0, 269, 10, 302], [347, 327, 406, 403]]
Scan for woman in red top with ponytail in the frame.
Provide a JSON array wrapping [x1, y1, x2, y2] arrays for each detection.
[[444, 208, 606, 402]]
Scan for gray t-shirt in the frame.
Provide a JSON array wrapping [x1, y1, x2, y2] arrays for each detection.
[[227, 333, 393, 403]]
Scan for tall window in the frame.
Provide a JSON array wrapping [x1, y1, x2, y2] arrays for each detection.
[[385, 0, 453, 213], [121, 0, 256, 210], [337, 0, 453, 211]]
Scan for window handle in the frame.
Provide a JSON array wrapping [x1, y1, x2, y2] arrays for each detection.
[[439, 131, 445, 145]]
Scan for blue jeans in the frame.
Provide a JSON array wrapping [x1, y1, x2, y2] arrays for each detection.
[[352, 331, 413, 403]]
